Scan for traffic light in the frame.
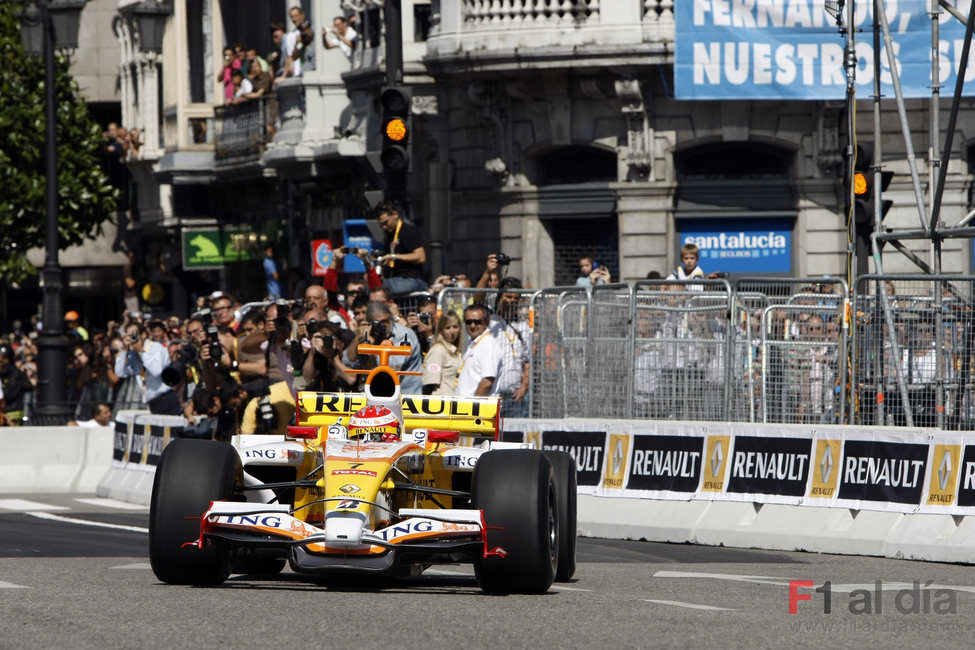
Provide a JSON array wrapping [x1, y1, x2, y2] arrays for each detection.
[[380, 86, 412, 201], [850, 142, 893, 238]]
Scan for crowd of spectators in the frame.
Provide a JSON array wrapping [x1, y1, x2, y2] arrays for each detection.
[[0, 201, 535, 438]]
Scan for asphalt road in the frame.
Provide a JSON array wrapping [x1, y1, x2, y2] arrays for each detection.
[[2, 494, 975, 648]]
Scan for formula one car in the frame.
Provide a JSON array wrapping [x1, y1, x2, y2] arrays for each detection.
[[149, 344, 577, 594]]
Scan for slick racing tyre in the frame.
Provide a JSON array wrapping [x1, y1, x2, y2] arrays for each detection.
[[472, 450, 557, 594], [543, 449, 577, 582], [149, 439, 241, 586]]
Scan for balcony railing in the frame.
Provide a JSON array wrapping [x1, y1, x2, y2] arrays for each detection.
[[213, 97, 274, 163]]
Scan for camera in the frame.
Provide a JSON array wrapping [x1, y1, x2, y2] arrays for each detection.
[[494, 253, 512, 266], [369, 320, 389, 344], [418, 312, 432, 326], [339, 246, 354, 254], [257, 395, 277, 434], [206, 324, 222, 362], [274, 299, 291, 333], [192, 308, 213, 324], [128, 332, 139, 343], [304, 318, 319, 335]]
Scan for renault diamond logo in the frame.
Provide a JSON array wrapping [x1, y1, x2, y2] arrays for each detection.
[[612, 439, 625, 475], [340, 484, 360, 494], [820, 444, 834, 483], [710, 441, 724, 477], [939, 451, 952, 492]]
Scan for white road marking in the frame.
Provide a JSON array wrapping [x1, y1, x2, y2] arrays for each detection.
[[111, 563, 152, 570], [73, 497, 148, 511], [25, 511, 149, 534], [0, 499, 68, 512], [643, 599, 735, 611], [0, 581, 29, 589], [549, 585, 592, 592], [654, 570, 792, 587]]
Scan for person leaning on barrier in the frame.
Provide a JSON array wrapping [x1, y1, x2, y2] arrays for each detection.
[[422, 310, 464, 396], [69, 402, 113, 428]]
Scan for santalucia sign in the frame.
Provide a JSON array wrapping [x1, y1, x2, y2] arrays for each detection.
[[675, 0, 975, 100]]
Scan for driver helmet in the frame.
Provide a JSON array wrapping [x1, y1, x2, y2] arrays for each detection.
[[348, 405, 401, 442]]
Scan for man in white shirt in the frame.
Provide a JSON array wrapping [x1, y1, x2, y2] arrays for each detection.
[[489, 278, 530, 416], [455, 304, 503, 397], [323, 15, 358, 59]]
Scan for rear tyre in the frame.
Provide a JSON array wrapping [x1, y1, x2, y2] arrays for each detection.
[[149, 439, 240, 586], [543, 450, 577, 582], [472, 450, 557, 594]]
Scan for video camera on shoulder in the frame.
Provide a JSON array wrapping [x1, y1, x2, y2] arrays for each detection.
[[206, 324, 222, 362]]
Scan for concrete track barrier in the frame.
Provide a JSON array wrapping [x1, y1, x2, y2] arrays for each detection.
[[0, 426, 113, 494]]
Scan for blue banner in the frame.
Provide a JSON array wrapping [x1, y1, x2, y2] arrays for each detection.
[[679, 219, 792, 273], [676, 0, 975, 100]]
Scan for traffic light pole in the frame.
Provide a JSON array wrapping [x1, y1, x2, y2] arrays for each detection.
[[384, 0, 403, 87]]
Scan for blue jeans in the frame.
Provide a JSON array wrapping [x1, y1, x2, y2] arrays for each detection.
[[383, 276, 428, 296]]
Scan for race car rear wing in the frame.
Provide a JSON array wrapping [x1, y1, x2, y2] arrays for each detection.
[[296, 392, 501, 439]]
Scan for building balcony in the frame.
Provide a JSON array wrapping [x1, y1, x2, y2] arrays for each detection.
[[213, 97, 274, 165], [425, 0, 674, 73]]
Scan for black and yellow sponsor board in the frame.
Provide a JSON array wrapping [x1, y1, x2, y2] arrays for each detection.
[[702, 435, 731, 492], [113, 420, 130, 464], [542, 430, 606, 487], [726, 436, 812, 497], [925, 444, 961, 507], [602, 433, 631, 489], [626, 434, 704, 492], [808, 439, 841, 499], [837, 440, 928, 505]]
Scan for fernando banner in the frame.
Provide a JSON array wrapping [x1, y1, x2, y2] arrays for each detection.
[[675, 0, 975, 100], [503, 419, 975, 515]]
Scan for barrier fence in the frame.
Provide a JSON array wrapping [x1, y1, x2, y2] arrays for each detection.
[[439, 276, 975, 430]]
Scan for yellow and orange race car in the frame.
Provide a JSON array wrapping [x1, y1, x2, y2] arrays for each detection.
[[148, 344, 577, 594]]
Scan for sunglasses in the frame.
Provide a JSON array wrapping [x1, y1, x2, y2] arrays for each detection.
[[465, 319, 483, 326]]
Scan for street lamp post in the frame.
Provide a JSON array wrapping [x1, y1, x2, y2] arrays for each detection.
[[18, 0, 86, 425]]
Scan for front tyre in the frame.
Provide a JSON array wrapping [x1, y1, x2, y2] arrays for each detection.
[[472, 450, 557, 594], [543, 450, 577, 582], [149, 439, 240, 586]]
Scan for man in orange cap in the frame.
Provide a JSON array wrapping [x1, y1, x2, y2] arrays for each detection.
[[64, 311, 89, 341]]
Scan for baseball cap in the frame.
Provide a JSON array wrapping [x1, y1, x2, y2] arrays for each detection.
[[500, 277, 522, 290], [64, 310, 80, 321]]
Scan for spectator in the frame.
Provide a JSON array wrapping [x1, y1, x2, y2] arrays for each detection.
[[231, 69, 250, 103], [576, 255, 610, 287], [279, 5, 314, 80], [490, 278, 531, 417], [70, 342, 112, 420], [369, 285, 407, 327], [264, 244, 281, 299], [323, 15, 358, 59], [300, 320, 357, 392], [269, 21, 286, 78], [122, 250, 140, 313], [422, 311, 463, 395], [455, 303, 503, 397], [64, 310, 89, 341], [666, 242, 722, 284], [0, 344, 30, 425], [217, 46, 242, 103], [405, 295, 437, 355], [348, 302, 422, 394], [70, 402, 113, 428], [474, 254, 504, 309], [114, 322, 181, 415], [242, 59, 272, 100], [375, 201, 428, 296], [211, 294, 237, 330]]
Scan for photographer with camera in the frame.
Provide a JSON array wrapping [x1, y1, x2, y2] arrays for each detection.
[[113, 322, 181, 415], [475, 253, 512, 309], [576, 255, 611, 287], [299, 317, 357, 392], [374, 201, 428, 296], [343, 302, 422, 394], [238, 300, 300, 436], [183, 381, 244, 442], [405, 295, 437, 355]]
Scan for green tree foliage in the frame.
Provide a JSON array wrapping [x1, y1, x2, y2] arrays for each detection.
[[0, 2, 118, 283]]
